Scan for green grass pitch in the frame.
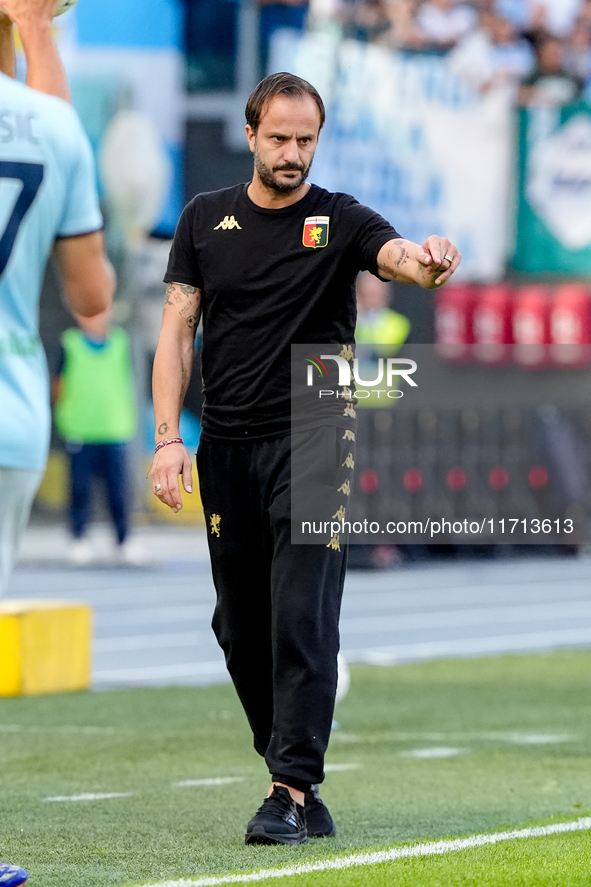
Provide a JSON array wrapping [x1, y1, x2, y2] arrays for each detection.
[[0, 651, 590, 886]]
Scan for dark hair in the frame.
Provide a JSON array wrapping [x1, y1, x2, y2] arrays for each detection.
[[531, 28, 560, 51], [245, 72, 326, 134]]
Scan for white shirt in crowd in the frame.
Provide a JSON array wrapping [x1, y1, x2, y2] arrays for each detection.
[[528, 0, 583, 37], [416, 2, 477, 45]]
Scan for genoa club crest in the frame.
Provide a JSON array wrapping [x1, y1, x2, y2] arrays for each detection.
[[303, 215, 330, 249]]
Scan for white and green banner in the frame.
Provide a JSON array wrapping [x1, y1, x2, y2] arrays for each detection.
[[514, 103, 591, 275]]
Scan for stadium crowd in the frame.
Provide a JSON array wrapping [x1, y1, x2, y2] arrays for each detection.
[[262, 0, 591, 102]]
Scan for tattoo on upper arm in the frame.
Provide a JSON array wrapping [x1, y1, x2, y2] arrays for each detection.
[[165, 282, 199, 307], [158, 422, 169, 435], [164, 282, 201, 331]]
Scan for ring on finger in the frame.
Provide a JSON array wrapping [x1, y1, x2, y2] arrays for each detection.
[[444, 254, 453, 262], [154, 484, 162, 493]]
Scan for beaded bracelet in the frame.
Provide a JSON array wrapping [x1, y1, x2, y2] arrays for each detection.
[[154, 437, 184, 454]]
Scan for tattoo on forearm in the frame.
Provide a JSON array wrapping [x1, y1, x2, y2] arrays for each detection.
[[158, 422, 169, 435], [180, 361, 189, 399], [378, 240, 410, 280], [387, 243, 409, 269]]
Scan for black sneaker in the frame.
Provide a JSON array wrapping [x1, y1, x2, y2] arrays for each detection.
[[304, 785, 337, 837], [245, 785, 307, 845]]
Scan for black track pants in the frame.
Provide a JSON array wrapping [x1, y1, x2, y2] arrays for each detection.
[[197, 426, 353, 789]]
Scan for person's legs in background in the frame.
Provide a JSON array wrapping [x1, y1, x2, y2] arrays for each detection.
[[66, 442, 94, 565], [99, 442, 146, 564], [99, 442, 129, 545]]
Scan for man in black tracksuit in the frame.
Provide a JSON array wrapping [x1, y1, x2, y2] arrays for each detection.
[[150, 71, 461, 845]]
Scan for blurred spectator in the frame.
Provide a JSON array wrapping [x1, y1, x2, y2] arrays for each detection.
[[450, 9, 534, 91], [53, 310, 144, 566], [356, 271, 410, 355], [382, 0, 427, 49], [518, 31, 583, 105], [414, 0, 478, 50], [563, 14, 591, 85], [340, 0, 391, 42], [492, 0, 528, 31], [256, 0, 309, 73], [579, 0, 591, 26], [308, 0, 340, 27], [526, 0, 582, 38]]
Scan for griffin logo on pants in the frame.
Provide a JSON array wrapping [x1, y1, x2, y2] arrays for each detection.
[[210, 514, 221, 537]]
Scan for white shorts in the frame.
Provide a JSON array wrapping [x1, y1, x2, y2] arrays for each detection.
[[0, 467, 43, 595]]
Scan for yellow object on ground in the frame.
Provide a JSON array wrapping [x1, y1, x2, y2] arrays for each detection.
[[35, 450, 68, 510], [0, 600, 92, 696]]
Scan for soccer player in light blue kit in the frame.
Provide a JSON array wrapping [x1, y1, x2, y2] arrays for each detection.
[[0, 2, 114, 882]]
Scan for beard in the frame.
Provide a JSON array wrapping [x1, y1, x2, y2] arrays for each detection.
[[254, 148, 313, 194]]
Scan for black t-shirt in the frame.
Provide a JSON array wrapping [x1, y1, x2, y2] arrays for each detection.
[[164, 182, 400, 440]]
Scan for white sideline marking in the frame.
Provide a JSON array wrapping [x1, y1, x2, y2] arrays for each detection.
[[330, 733, 361, 744], [94, 661, 228, 682], [175, 778, 245, 788], [400, 747, 466, 759], [44, 792, 133, 802], [504, 733, 569, 745], [340, 599, 591, 635], [345, 626, 591, 665], [0, 724, 115, 735], [135, 817, 591, 887], [332, 731, 573, 746], [324, 763, 362, 772], [94, 632, 207, 653], [96, 604, 211, 627]]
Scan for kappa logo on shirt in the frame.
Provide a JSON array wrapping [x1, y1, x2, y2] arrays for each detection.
[[303, 215, 330, 248], [214, 215, 242, 231]]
